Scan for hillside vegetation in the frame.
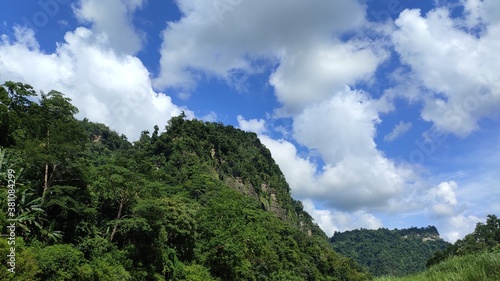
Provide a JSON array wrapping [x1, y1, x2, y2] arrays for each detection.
[[330, 226, 450, 277], [0, 81, 371, 280], [376, 215, 500, 280], [376, 252, 500, 281]]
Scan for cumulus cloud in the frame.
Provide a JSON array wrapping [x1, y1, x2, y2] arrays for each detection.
[[426, 181, 461, 219], [0, 25, 188, 141], [437, 214, 480, 242], [290, 89, 412, 210], [153, 0, 371, 92], [384, 121, 412, 142], [259, 135, 318, 198], [74, 0, 146, 54], [237, 115, 267, 135], [462, 0, 500, 27], [260, 92, 413, 211], [422, 181, 481, 242], [391, 5, 500, 136], [303, 199, 382, 237], [200, 111, 217, 122], [270, 41, 386, 113]]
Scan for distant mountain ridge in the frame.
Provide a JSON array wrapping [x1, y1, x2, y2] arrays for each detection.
[[330, 226, 451, 277]]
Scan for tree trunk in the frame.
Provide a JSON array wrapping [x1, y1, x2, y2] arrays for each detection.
[[43, 163, 49, 200], [110, 198, 125, 242], [42, 129, 50, 201]]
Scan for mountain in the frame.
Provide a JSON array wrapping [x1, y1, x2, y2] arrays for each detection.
[[0, 82, 371, 280], [330, 226, 451, 277]]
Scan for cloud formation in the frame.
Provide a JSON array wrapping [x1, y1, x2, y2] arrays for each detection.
[[0, 25, 187, 141], [154, 0, 370, 93], [74, 0, 146, 54], [391, 4, 500, 136], [237, 115, 267, 135], [384, 121, 412, 142], [303, 199, 382, 236]]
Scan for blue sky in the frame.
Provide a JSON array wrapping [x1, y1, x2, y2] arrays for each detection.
[[1, 0, 499, 242]]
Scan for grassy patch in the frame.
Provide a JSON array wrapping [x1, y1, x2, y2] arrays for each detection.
[[375, 252, 500, 281]]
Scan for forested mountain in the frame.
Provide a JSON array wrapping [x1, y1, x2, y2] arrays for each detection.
[[330, 226, 450, 277], [0, 81, 371, 280]]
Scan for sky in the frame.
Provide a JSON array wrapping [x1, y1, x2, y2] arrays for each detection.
[[1, 0, 499, 242]]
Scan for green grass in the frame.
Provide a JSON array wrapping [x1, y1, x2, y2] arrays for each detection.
[[375, 252, 500, 281]]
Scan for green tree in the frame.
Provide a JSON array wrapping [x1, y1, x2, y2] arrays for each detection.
[[31, 90, 84, 201], [427, 214, 500, 267], [0, 81, 37, 147], [34, 244, 85, 281], [90, 164, 144, 242]]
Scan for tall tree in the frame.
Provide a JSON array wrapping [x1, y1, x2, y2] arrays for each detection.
[[90, 164, 144, 242], [11, 90, 86, 200], [0, 81, 37, 147]]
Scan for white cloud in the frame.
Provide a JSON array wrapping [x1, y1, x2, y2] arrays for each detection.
[[200, 111, 217, 122], [303, 199, 382, 236], [426, 181, 460, 219], [384, 121, 412, 142], [289, 89, 412, 210], [422, 180, 482, 242], [0, 26, 189, 141], [237, 115, 267, 135], [437, 214, 481, 242], [462, 0, 500, 27], [293, 89, 379, 165], [433, 181, 458, 205], [270, 41, 386, 113], [259, 135, 317, 197], [153, 0, 371, 93], [260, 92, 414, 210], [74, 0, 146, 54], [391, 6, 500, 137]]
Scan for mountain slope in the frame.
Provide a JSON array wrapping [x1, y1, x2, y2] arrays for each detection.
[[330, 227, 450, 277], [0, 82, 371, 280], [127, 114, 371, 280]]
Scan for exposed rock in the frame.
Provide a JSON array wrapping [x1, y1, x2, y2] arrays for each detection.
[[224, 177, 258, 199]]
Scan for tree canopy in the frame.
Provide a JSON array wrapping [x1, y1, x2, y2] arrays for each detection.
[[426, 214, 500, 268], [330, 226, 450, 277]]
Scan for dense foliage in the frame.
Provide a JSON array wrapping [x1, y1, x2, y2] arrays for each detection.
[[330, 226, 450, 277], [0, 81, 371, 280]]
